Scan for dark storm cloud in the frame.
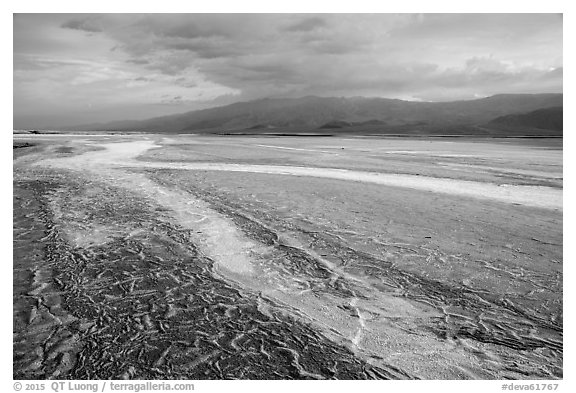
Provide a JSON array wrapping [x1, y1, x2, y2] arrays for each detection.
[[133, 14, 233, 39], [164, 37, 244, 59], [100, 14, 561, 100], [284, 17, 327, 32], [126, 58, 150, 65], [13, 14, 563, 128], [61, 17, 103, 33]]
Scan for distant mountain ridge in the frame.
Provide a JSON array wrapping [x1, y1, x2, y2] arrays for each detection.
[[486, 106, 563, 132], [63, 93, 563, 135]]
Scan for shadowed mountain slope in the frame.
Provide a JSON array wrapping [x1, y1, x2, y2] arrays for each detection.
[[63, 93, 563, 135], [485, 106, 563, 132]]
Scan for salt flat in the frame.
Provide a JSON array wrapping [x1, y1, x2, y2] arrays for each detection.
[[13, 134, 563, 379]]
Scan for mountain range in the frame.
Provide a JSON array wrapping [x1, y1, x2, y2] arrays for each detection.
[[63, 93, 563, 136]]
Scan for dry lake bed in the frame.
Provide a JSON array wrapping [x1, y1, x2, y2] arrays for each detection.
[[13, 134, 563, 380]]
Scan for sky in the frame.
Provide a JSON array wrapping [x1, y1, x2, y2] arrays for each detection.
[[13, 13, 563, 129]]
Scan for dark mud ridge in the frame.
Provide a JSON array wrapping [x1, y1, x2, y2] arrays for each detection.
[[13, 142, 35, 149]]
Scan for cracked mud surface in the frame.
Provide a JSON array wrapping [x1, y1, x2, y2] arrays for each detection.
[[13, 135, 562, 379]]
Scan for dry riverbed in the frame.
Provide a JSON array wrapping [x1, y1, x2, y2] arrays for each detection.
[[13, 134, 562, 380]]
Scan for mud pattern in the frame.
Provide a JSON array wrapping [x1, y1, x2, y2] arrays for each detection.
[[14, 174, 404, 380], [14, 137, 562, 380], [146, 170, 562, 379]]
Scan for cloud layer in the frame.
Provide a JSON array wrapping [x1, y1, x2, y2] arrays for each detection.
[[14, 13, 562, 128]]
